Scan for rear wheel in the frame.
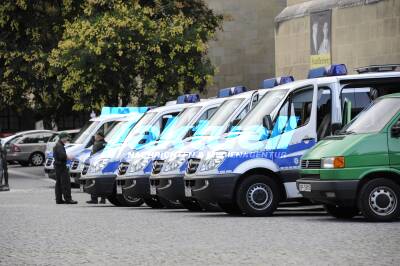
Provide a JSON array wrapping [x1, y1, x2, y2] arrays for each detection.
[[30, 152, 44, 166], [218, 202, 242, 215], [236, 175, 280, 217], [358, 178, 400, 222], [324, 204, 359, 219], [180, 198, 203, 212], [143, 196, 164, 209]]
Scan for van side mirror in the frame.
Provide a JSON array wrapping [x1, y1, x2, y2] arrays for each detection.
[[262, 115, 274, 131], [391, 121, 400, 138], [331, 123, 342, 135]]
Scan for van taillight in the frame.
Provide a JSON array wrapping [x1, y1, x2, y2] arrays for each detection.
[[11, 144, 21, 152]]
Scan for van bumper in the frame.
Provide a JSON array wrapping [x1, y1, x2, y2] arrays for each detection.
[[80, 174, 116, 196], [296, 178, 359, 207], [184, 174, 240, 203], [150, 174, 185, 201]]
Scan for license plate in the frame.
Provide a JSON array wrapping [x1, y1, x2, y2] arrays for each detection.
[[299, 183, 311, 192], [184, 186, 192, 197], [150, 185, 156, 195], [116, 184, 122, 194]]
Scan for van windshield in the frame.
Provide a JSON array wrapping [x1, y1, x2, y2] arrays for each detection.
[[195, 98, 244, 136], [235, 89, 288, 131], [72, 121, 99, 144], [159, 107, 201, 141], [124, 112, 157, 143], [341, 97, 400, 134]]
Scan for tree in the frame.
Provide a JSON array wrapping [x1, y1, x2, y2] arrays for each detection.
[[0, 0, 84, 127], [50, 0, 222, 110]]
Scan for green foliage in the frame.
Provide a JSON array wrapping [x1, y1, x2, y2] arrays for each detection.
[[0, 0, 222, 116]]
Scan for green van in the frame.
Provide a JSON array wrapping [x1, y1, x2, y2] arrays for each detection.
[[297, 93, 400, 222]]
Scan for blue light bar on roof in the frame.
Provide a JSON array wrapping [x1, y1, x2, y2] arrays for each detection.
[[218, 86, 247, 98], [176, 94, 200, 104], [261, 76, 294, 89], [101, 107, 149, 116], [308, 64, 348, 78]]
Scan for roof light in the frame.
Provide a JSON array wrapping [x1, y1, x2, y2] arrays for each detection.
[[308, 64, 348, 78], [176, 94, 200, 104], [355, 64, 400, 74], [217, 86, 247, 98], [101, 107, 148, 116], [261, 76, 294, 89]]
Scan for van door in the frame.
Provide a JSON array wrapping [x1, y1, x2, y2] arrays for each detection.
[[388, 115, 400, 171]]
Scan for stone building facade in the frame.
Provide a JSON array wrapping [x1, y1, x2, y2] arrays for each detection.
[[275, 0, 400, 79], [204, 0, 287, 96]]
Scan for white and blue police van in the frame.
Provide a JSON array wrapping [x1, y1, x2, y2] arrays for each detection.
[[183, 64, 400, 216], [44, 107, 147, 186], [114, 89, 247, 209], [148, 79, 294, 211], [79, 95, 200, 206], [68, 109, 148, 187]]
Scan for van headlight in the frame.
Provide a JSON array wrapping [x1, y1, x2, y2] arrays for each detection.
[[129, 156, 151, 173], [163, 153, 189, 172], [321, 156, 345, 169], [200, 151, 228, 172], [91, 159, 110, 173]]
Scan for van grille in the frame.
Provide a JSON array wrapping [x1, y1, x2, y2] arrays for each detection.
[[70, 160, 79, 170], [301, 159, 321, 169], [118, 162, 130, 175], [152, 160, 164, 175], [186, 158, 200, 174]]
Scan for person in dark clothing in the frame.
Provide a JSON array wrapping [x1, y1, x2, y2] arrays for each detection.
[[0, 144, 9, 191], [54, 132, 77, 204], [86, 131, 107, 204]]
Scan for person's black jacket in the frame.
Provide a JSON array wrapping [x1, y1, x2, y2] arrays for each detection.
[[91, 139, 107, 155], [53, 140, 67, 166]]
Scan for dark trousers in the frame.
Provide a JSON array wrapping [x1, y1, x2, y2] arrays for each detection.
[[55, 164, 71, 202]]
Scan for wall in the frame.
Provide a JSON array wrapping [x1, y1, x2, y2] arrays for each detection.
[[275, 0, 400, 79], [204, 0, 286, 96]]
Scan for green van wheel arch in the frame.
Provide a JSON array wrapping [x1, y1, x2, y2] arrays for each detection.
[[356, 168, 400, 194]]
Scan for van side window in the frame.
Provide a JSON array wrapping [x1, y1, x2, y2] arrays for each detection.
[[274, 87, 313, 134], [235, 104, 250, 121], [341, 88, 372, 119], [206, 108, 218, 119], [317, 87, 332, 140], [160, 112, 180, 132], [97, 121, 117, 136]]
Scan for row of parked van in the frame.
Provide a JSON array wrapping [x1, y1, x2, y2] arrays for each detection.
[[44, 64, 400, 222]]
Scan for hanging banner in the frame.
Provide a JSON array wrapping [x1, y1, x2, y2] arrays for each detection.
[[310, 10, 332, 68]]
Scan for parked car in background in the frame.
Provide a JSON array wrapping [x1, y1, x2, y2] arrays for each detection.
[[6, 130, 56, 166], [45, 129, 81, 159]]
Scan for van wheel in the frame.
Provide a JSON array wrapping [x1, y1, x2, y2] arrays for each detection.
[[30, 152, 44, 166], [358, 178, 400, 222], [217, 202, 242, 215], [117, 194, 144, 207], [107, 193, 123, 206], [159, 197, 182, 209], [180, 199, 203, 212], [236, 175, 279, 216], [324, 204, 359, 219], [143, 196, 164, 209]]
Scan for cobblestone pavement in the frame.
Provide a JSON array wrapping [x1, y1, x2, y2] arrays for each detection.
[[0, 166, 399, 265]]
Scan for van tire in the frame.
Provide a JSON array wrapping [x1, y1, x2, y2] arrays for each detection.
[[107, 193, 123, 206], [236, 175, 279, 217], [143, 196, 164, 209], [217, 202, 242, 215], [117, 194, 144, 207], [358, 178, 400, 222], [324, 204, 359, 219]]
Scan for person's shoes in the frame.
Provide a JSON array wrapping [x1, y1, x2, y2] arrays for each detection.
[[86, 200, 98, 204], [99, 198, 106, 204], [56, 200, 66, 204], [0, 185, 10, 192], [65, 200, 78, 204]]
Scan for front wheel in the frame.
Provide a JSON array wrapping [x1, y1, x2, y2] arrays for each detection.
[[117, 194, 144, 207], [143, 196, 164, 209], [236, 175, 280, 217], [358, 178, 400, 222], [324, 204, 359, 219]]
